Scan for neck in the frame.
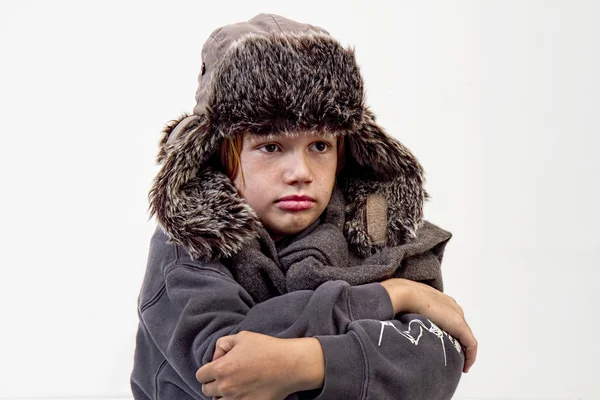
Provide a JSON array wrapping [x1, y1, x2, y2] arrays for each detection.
[[269, 232, 286, 243]]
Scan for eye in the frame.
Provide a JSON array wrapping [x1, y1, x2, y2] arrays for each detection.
[[258, 143, 280, 153], [311, 141, 330, 152]]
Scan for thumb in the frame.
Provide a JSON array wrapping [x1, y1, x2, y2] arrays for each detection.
[[212, 334, 238, 361]]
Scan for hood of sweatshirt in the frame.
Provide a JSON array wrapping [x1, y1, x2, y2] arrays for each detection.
[[149, 13, 428, 261]]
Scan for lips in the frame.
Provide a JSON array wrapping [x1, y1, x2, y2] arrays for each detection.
[[277, 195, 316, 202], [276, 195, 316, 211]]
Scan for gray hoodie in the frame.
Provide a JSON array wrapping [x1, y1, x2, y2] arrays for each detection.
[[131, 223, 463, 399], [131, 13, 464, 399]]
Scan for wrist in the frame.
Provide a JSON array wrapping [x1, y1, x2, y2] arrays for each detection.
[[380, 279, 415, 314], [286, 337, 325, 393]]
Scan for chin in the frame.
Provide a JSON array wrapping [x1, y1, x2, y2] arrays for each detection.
[[268, 219, 312, 236]]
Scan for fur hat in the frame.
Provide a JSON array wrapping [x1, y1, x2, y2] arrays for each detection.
[[149, 13, 427, 261]]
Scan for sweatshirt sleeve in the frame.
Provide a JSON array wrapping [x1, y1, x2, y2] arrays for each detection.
[[139, 261, 394, 395], [313, 314, 464, 400]]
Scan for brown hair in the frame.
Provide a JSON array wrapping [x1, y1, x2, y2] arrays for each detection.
[[219, 134, 245, 183], [220, 134, 346, 183]]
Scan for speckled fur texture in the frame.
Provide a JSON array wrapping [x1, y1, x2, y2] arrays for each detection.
[[149, 29, 427, 261]]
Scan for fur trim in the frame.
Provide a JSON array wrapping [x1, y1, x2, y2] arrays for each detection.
[[341, 109, 428, 256], [157, 113, 190, 164], [148, 114, 261, 261], [343, 175, 427, 258], [208, 32, 364, 137]]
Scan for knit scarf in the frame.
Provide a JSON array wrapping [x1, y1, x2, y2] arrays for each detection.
[[223, 186, 452, 303]]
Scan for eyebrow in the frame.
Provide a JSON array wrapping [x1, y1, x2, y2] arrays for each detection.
[[244, 134, 271, 146], [245, 132, 337, 146], [245, 133, 270, 142], [253, 132, 336, 139]]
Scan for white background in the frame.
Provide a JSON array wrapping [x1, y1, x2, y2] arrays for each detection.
[[1, 0, 598, 399]]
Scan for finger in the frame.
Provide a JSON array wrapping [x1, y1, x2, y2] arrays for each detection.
[[463, 337, 478, 373], [212, 346, 226, 361], [196, 362, 215, 383], [201, 380, 219, 398], [459, 327, 478, 373], [213, 335, 237, 361], [443, 315, 475, 372]]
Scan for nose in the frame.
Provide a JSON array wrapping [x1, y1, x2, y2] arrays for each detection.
[[282, 151, 313, 185]]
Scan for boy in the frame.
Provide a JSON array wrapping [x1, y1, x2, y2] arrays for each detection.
[[132, 13, 476, 400]]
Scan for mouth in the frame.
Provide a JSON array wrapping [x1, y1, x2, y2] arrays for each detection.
[[277, 195, 316, 202], [275, 195, 316, 211]]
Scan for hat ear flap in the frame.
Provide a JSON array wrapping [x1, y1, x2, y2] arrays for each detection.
[[148, 113, 259, 261], [348, 110, 425, 182], [343, 110, 427, 255], [156, 114, 200, 164]]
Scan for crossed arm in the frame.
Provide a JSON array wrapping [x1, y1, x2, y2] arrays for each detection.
[[195, 277, 477, 400]]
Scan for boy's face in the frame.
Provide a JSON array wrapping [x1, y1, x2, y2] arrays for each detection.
[[233, 132, 338, 241]]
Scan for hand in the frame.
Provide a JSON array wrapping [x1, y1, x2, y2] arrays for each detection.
[[380, 278, 478, 373], [196, 331, 324, 400]]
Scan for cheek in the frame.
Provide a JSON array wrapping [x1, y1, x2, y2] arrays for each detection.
[[317, 156, 338, 182], [234, 158, 272, 205], [233, 153, 256, 193], [232, 171, 245, 196]]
